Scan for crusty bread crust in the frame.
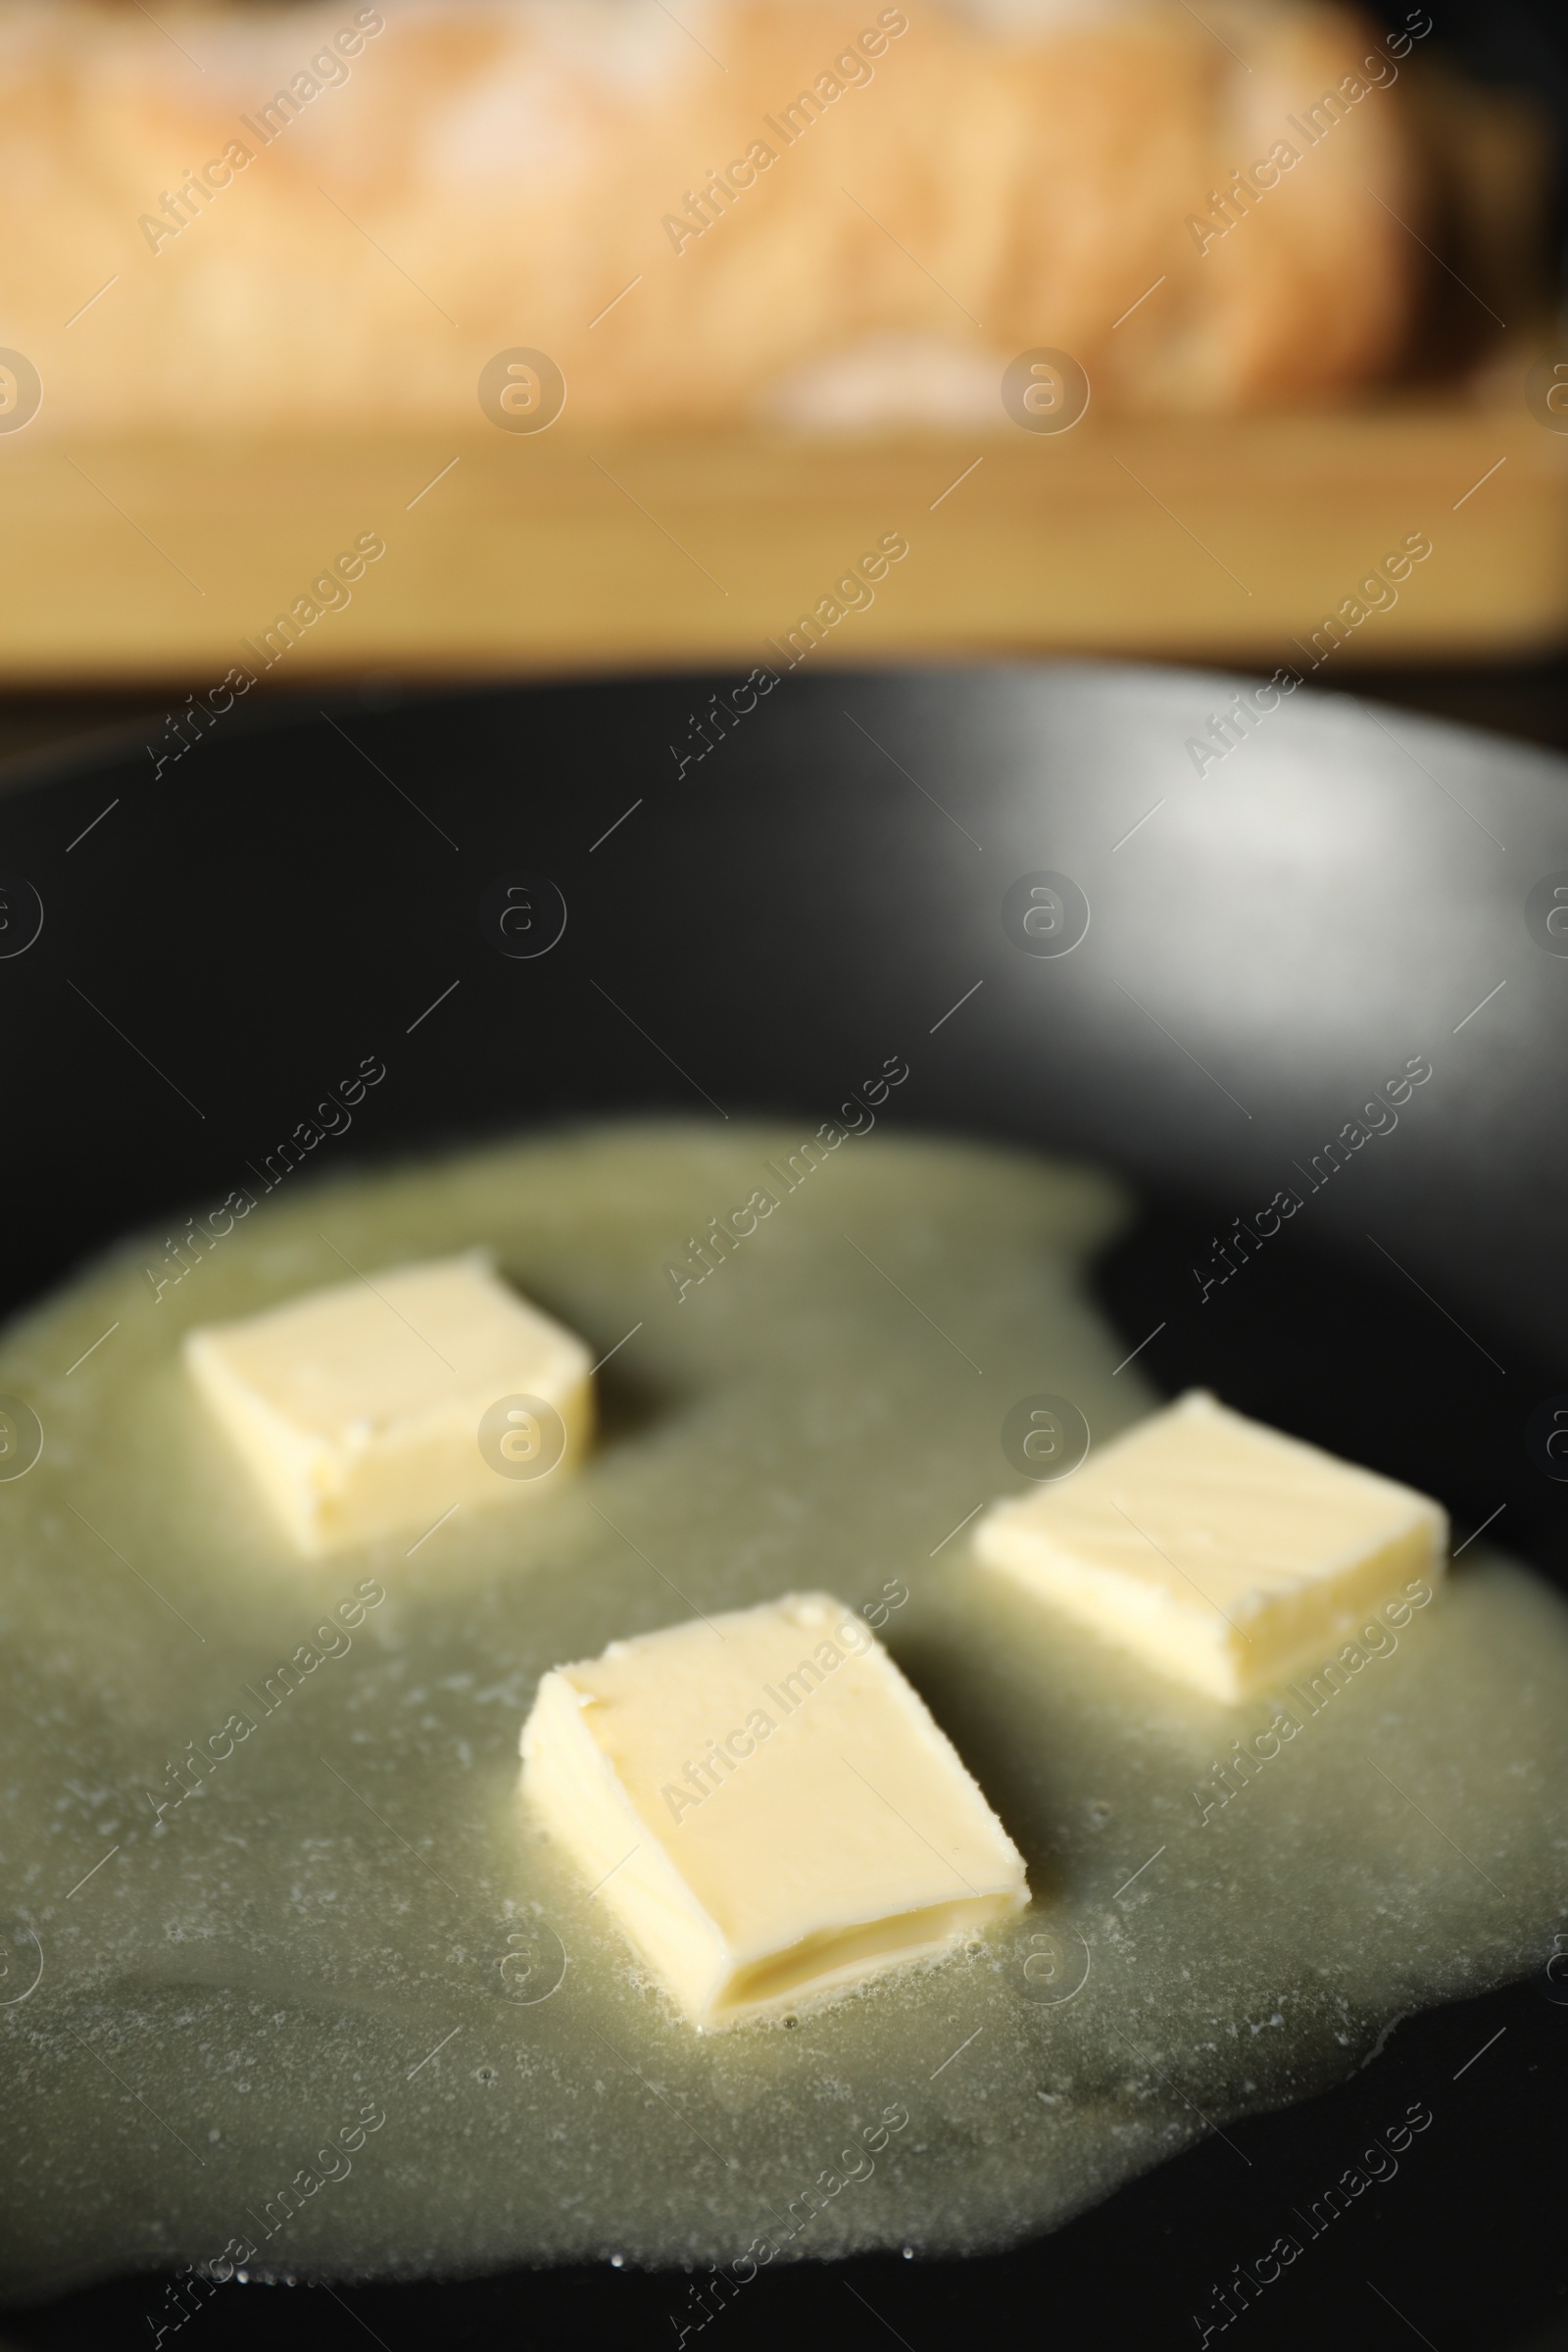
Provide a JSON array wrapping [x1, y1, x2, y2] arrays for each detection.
[[1, 0, 1422, 433]]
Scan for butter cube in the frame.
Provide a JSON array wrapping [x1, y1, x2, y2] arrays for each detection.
[[975, 1391, 1446, 1701], [185, 1253, 592, 1552], [520, 1593, 1028, 2027]]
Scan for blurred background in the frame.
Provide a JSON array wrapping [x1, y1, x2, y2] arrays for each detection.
[[1, 0, 1567, 772]]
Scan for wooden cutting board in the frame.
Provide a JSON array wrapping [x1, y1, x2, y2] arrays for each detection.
[[0, 400, 1561, 684]]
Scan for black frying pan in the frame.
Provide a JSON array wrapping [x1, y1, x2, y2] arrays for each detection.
[[2, 662, 1565, 2350]]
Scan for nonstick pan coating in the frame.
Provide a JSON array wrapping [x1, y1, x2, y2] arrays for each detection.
[[2, 662, 1565, 2351]]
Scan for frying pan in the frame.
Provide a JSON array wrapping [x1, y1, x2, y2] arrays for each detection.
[[1, 662, 1565, 2350]]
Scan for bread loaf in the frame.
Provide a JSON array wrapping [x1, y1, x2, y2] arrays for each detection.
[[0, 0, 1428, 435]]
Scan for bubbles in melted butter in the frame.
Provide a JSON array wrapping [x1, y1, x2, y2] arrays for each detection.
[[0, 1124, 1564, 2297]]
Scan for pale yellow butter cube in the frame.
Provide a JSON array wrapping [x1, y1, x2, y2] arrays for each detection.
[[184, 1253, 592, 1552], [520, 1592, 1028, 2028], [975, 1391, 1446, 1701]]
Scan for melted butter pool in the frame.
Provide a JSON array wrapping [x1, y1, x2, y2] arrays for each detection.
[[2, 1124, 1565, 2297]]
